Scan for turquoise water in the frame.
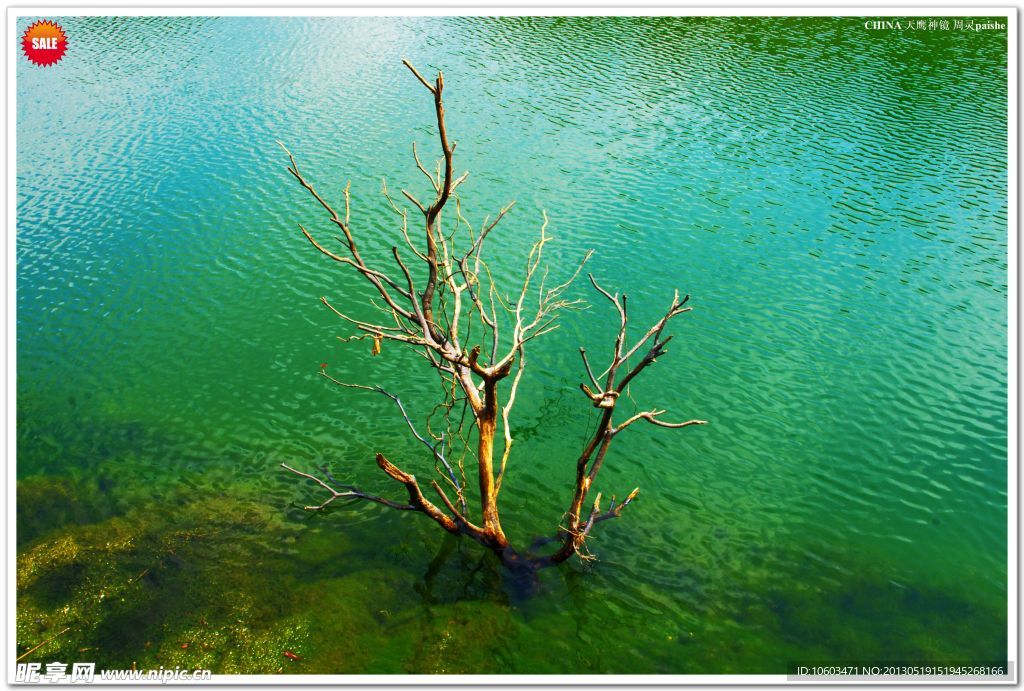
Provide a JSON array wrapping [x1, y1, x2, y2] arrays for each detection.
[[17, 16, 1008, 674]]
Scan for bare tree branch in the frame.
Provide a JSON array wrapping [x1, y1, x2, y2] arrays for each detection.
[[280, 463, 415, 512], [280, 60, 706, 572], [546, 278, 704, 565], [318, 371, 467, 514], [613, 409, 708, 435], [401, 58, 437, 94]]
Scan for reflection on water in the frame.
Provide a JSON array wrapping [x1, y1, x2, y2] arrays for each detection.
[[16, 16, 1007, 672]]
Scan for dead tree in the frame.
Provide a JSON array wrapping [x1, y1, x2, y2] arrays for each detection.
[[280, 60, 706, 571]]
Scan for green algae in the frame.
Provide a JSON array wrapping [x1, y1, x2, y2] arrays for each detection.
[[16, 469, 311, 673], [15, 466, 1009, 675], [14, 425, 1008, 675]]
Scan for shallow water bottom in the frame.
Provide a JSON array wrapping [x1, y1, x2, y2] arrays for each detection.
[[16, 443, 1007, 675]]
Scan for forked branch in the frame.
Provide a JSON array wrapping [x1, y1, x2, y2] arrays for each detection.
[[544, 278, 706, 565], [280, 60, 706, 572]]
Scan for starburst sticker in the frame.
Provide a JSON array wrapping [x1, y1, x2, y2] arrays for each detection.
[[21, 20, 67, 67]]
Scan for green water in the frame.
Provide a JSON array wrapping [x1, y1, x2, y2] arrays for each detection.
[[17, 16, 1008, 674]]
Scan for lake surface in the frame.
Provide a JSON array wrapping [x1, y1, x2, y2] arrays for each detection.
[[16, 16, 1009, 674]]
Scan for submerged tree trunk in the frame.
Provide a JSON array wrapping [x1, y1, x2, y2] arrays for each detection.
[[279, 60, 706, 572]]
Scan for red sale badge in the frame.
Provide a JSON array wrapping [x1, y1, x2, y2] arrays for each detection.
[[21, 19, 67, 67]]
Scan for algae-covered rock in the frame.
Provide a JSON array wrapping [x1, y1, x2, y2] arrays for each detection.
[[152, 608, 310, 674], [16, 474, 307, 673], [17, 474, 119, 546]]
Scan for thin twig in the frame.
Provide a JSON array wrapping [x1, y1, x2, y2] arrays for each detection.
[[17, 627, 71, 663]]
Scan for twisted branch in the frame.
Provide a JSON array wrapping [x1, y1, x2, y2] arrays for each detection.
[[280, 60, 705, 570], [546, 279, 705, 565]]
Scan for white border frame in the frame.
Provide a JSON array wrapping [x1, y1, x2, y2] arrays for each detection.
[[5, 6, 1017, 686]]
